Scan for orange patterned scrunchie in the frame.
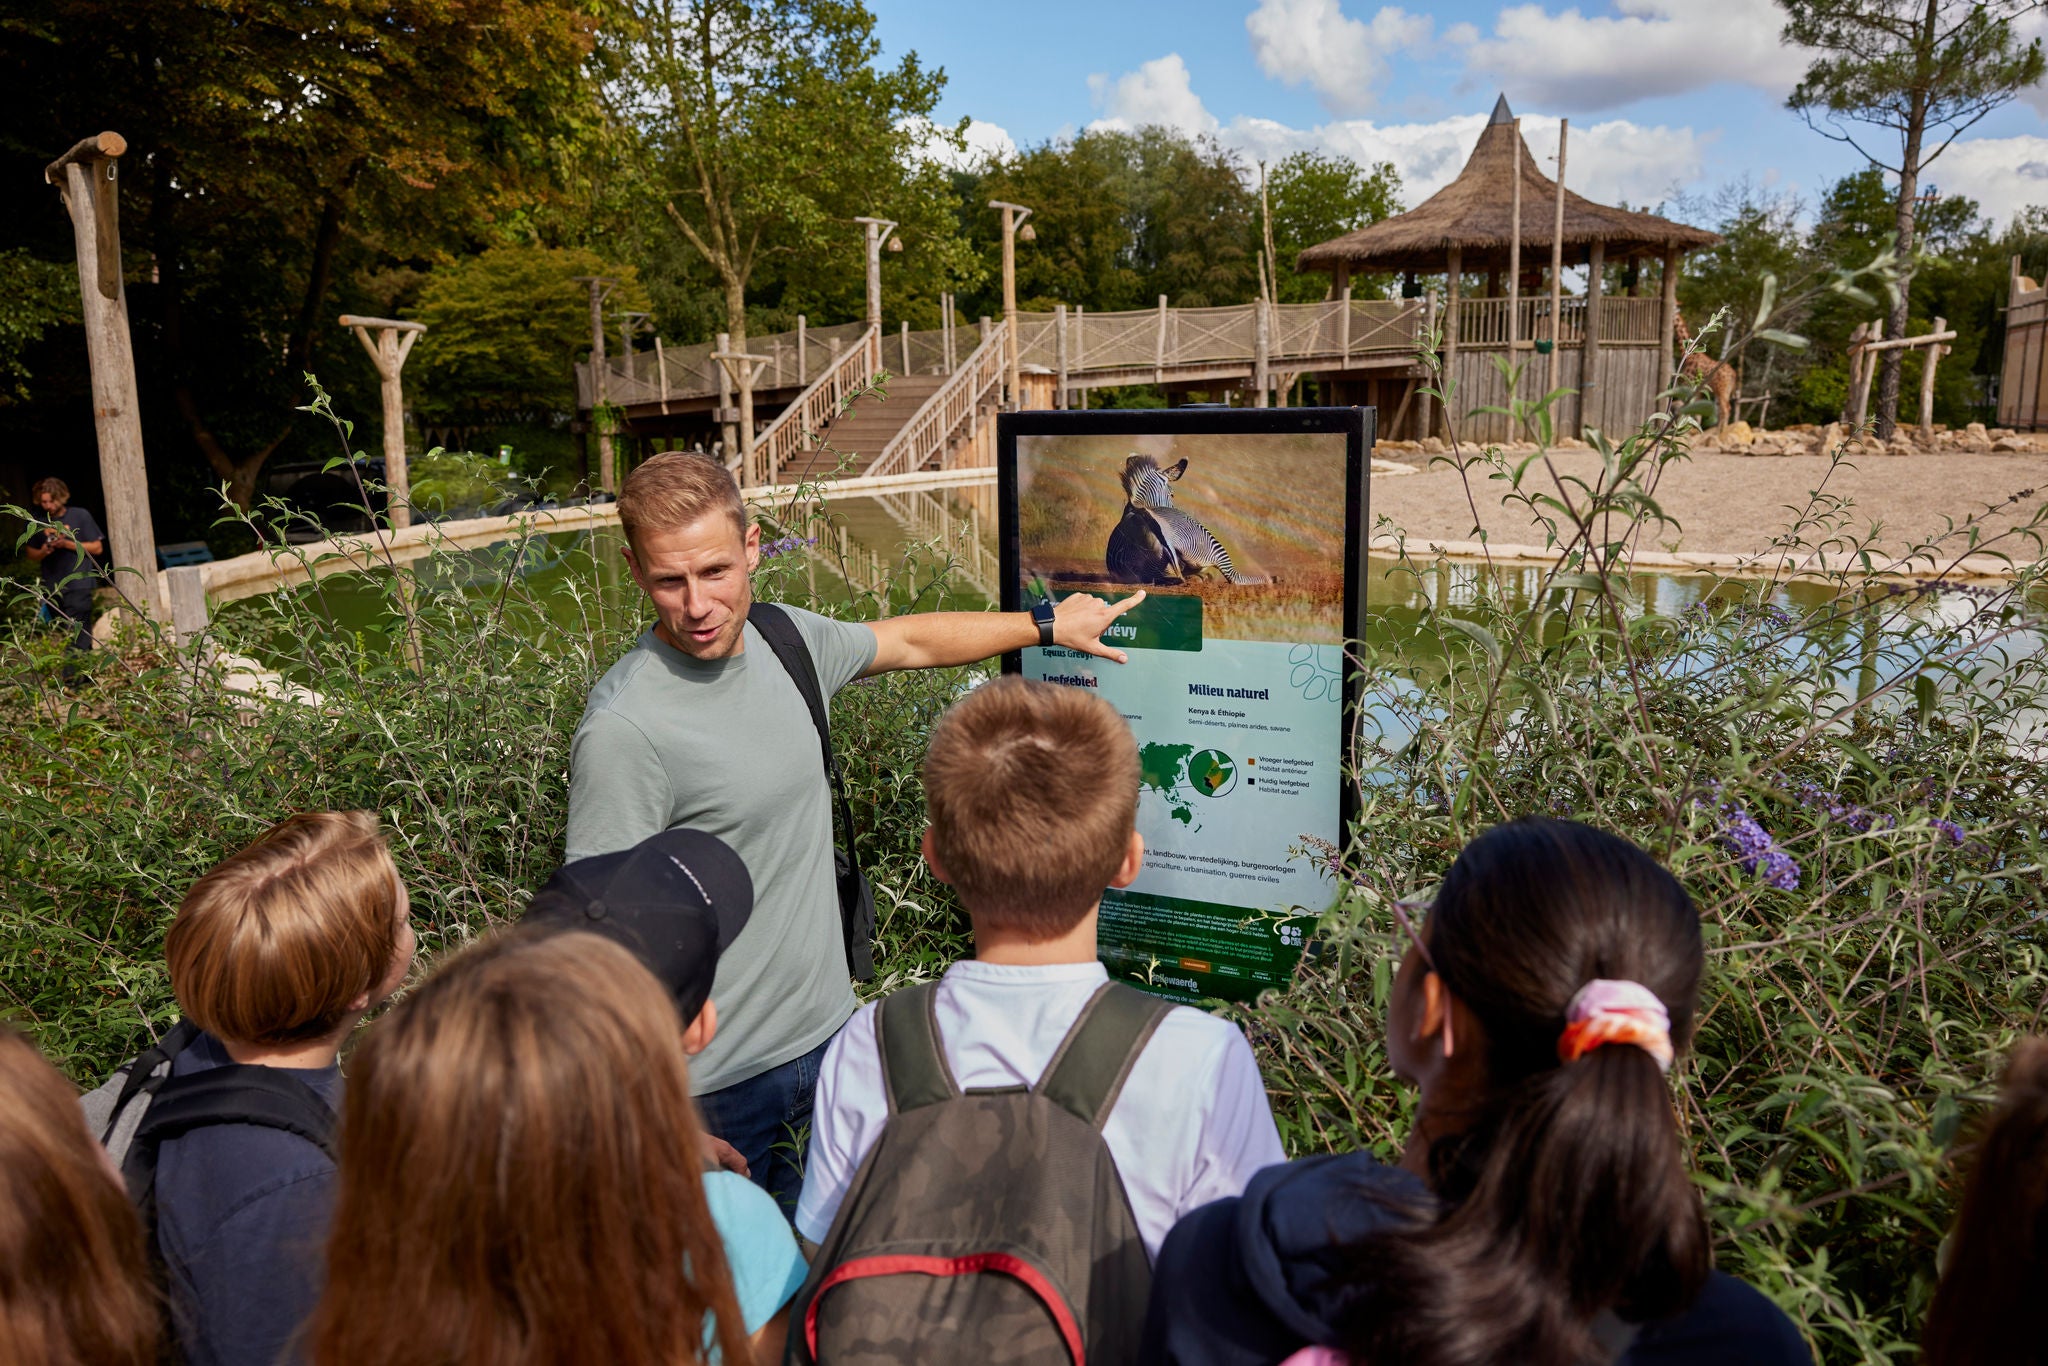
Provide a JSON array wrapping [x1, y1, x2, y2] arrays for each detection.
[[1556, 979, 1674, 1073]]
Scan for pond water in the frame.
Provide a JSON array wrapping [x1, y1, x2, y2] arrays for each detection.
[[218, 521, 2045, 753]]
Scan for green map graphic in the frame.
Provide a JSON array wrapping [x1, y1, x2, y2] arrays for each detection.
[[1137, 743, 1236, 829]]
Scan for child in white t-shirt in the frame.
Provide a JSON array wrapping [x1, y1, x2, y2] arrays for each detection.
[[795, 676, 1285, 1259]]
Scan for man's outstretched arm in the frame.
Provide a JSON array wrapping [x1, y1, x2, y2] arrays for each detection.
[[864, 590, 1147, 676]]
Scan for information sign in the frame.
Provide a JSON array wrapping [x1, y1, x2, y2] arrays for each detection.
[[999, 408, 1371, 1002]]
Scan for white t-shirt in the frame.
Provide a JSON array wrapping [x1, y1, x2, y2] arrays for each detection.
[[795, 959, 1286, 1258]]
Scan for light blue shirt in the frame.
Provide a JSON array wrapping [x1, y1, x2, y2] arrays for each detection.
[[704, 1169, 809, 1343]]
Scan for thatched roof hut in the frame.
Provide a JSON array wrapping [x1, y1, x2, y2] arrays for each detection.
[[1297, 95, 1718, 276]]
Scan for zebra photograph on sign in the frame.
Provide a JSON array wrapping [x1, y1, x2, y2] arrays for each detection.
[[998, 407, 1370, 1004], [1005, 419, 1359, 645]]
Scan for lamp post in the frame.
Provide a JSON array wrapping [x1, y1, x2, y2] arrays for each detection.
[[989, 199, 1034, 405], [853, 216, 900, 336]]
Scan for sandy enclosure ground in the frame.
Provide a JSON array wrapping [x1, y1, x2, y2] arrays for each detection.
[[1369, 449, 2048, 561]]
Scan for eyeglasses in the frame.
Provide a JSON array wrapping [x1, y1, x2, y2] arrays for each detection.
[[1391, 893, 1453, 1058]]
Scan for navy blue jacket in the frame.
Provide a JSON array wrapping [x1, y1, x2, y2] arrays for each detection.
[[1141, 1151, 1812, 1366], [154, 1032, 340, 1366]]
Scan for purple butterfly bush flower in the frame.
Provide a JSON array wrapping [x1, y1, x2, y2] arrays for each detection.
[[1930, 818, 1966, 846], [759, 534, 818, 560], [1704, 785, 1802, 891]]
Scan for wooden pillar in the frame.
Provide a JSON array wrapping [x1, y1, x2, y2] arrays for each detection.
[[1075, 305, 1087, 409], [1919, 317, 1946, 444], [1340, 284, 1353, 365], [1056, 304, 1070, 409], [1658, 248, 1680, 396], [900, 320, 910, 374], [1155, 294, 1169, 385], [1508, 120, 1523, 356], [1548, 119, 1568, 397], [1253, 299, 1270, 408], [1582, 241, 1605, 437], [1333, 260, 1352, 299], [1444, 246, 1462, 439], [46, 132, 160, 619], [1418, 287, 1438, 438], [579, 276, 616, 494], [797, 315, 809, 385], [342, 317, 426, 529], [716, 330, 735, 459]]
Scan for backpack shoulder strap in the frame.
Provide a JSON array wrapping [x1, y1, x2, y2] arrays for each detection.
[[748, 602, 830, 741], [125, 1064, 338, 1190], [876, 982, 957, 1114], [748, 601, 862, 856], [1036, 982, 1174, 1130], [96, 1017, 204, 1146]]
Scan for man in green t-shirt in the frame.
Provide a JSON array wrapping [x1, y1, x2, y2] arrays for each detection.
[[567, 451, 1139, 1210]]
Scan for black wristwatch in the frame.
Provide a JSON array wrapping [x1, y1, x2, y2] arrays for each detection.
[[1029, 599, 1056, 648]]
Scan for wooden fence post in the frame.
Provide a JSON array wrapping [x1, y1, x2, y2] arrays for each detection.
[[46, 131, 161, 620], [1444, 245, 1462, 441], [1582, 241, 1605, 437], [1155, 294, 1169, 385], [1056, 304, 1069, 410], [1919, 316, 1946, 444], [1253, 299, 1270, 408], [1417, 288, 1438, 439]]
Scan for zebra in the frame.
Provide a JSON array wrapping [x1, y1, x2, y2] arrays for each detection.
[[1104, 454, 1244, 585]]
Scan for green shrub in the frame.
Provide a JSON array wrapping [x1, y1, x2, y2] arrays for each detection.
[[3, 360, 2044, 1361]]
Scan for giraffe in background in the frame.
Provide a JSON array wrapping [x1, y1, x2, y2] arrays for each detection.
[[1673, 309, 1737, 437]]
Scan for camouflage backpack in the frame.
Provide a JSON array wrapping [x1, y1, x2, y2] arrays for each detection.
[[787, 979, 1173, 1366]]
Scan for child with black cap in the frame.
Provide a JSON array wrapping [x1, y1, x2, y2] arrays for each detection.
[[523, 827, 808, 1356]]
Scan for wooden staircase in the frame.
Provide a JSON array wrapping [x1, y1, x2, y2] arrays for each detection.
[[779, 375, 947, 482]]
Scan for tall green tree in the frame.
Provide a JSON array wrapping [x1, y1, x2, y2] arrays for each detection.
[[602, 0, 971, 415], [1781, 0, 2044, 437], [1265, 151, 1402, 303], [410, 246, 649, 428], [1, 0, 603, 511]]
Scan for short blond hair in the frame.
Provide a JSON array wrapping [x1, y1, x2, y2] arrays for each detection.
[[923, 677, 1138, 938], [166, 812, 402, 1046], [618, 452, 746, 551]]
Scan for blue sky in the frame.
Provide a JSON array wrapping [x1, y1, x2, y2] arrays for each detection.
[[872, 0, 2048, 228]]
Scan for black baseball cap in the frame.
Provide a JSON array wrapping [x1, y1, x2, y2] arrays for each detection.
[[522, 829, 753, 1025]]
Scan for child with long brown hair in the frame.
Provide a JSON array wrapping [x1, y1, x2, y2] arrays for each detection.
[[303, 928, 767, 1366], [1922, 1036, 2048, 1366], [0, 1025, 158, 1366]]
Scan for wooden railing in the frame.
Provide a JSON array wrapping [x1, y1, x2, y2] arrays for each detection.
[[1455, 296, 1663, 349], [752, 326, 880, 488], [867, 323, 1007, 481]]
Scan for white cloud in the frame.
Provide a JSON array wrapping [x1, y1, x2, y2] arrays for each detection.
[[902, 116, 1019, 171], [2017, 9, 2048, 116], [1452, 0, 1813, 112], [1929, 136, 2048, 228], [1085, 53, 1711, 211], [1244, 0, 1433, 115], [1229, 110, 1708, 209], [1087, 54, 1220, 136]]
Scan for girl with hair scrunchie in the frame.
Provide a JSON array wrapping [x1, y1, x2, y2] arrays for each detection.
[[1140, 817, 1813, 1366]]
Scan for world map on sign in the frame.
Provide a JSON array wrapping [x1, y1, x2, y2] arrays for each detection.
[[1137, 743, 1236, 829]]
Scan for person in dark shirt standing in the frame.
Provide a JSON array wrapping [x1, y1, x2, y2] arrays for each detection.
[[22, 477, 106, 655]]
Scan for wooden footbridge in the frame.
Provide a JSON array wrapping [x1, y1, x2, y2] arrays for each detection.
[[573, 290, 1663, 599]]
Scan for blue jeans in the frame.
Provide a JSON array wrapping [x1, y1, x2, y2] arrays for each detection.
[[695, 1034, 833, 1217]]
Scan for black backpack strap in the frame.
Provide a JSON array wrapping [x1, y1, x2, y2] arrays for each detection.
[[1035, 983, 1174, 1130], [747, 602, 864, 868], [100, 1018, 204, 1144], [123, 1064, 338, 1198], [876, 982, 957, 1114]]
